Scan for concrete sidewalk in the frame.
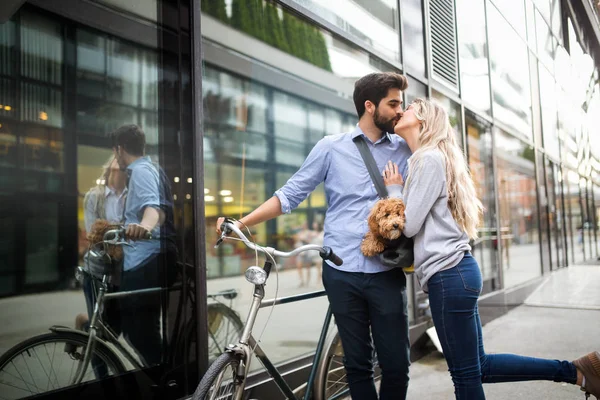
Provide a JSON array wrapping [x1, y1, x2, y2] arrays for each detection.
[[405, 263, 600, 400]]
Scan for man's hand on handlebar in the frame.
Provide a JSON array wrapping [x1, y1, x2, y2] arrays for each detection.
[[216, 217, 243, 236], [126, 223, 152, 241]]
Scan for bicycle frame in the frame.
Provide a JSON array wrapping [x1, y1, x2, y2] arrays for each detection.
[[222, 264, 337, 400], [71, 269, 164, 385]]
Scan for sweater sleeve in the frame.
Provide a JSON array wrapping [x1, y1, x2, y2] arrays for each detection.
[[400, 152, 446, 238]]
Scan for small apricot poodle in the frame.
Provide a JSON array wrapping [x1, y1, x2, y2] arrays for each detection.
[[87, 219, 124, 261], [361, 198, 406, 257]]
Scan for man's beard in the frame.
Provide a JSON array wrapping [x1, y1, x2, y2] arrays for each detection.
[[374, 108, 397, 133]]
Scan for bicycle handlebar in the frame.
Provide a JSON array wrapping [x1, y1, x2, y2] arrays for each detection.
[[102, 227, 152, 246], [217, 219, 343, 266]]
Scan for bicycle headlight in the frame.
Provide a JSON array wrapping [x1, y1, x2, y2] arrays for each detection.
[[245, 266, 267, 285]]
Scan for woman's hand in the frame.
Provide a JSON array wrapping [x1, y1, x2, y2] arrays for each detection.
[[383, 160, 404, 186]]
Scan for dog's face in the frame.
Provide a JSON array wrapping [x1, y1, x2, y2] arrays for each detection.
[[367, 198, 406, 240]]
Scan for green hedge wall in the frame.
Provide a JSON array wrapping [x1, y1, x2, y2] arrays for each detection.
[[204, 0, 332, 72]]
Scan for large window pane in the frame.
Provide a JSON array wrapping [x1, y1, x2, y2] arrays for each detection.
[[432, 89, 463, 148], [402, 0, 426, 77], [201, 0, 391, 99], [456, 0, 491, 113], [488, 4, 532, 138], [490, 0, 526, 38], [0, 3, 198, 396], [539, 65, 559, 159], [535, 9, 556, 73], [466, 112, 499, 288], [289, 0, 401, 61], [495, 128, 541, 287]]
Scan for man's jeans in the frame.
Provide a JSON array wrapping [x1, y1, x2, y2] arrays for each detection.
[[120, 255, 163, 367], [322, 264, 410, 400], [428, 252, 577, 399]]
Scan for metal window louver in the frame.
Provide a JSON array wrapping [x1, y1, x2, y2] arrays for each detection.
[[429, 0, 459, 88]]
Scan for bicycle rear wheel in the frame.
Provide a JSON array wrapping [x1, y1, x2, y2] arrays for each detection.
[[0, 330, 126, 399], [314, 331, 381, 400], [192, 352, 244, 400]]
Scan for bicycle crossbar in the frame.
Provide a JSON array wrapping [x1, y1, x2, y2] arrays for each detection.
[[259, 290, 326, 308], [104, 287, 163, 299]]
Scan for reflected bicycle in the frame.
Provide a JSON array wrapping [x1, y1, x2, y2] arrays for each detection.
[[0, 227, 242, 399]]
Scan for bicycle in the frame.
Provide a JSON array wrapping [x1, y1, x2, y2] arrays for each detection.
[[193, 219, 382, 400], [0, 227, 243, 400]]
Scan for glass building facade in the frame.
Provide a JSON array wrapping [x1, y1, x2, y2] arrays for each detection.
[[0, 0, 599, 399]]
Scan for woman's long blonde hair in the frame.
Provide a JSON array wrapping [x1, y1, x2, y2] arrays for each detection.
[[406, 98, 483, 239]]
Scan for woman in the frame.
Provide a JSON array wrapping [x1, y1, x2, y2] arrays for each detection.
[[383, 98, 599, 399], [76, 156, 127, 332]]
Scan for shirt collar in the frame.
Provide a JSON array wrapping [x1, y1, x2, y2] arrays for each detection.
[[127, 156, 151, 171], [104, 186, 126, 198], [350, 124, 392, 144]]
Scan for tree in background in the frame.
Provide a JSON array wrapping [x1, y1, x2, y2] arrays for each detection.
[[202, 0, 228, 24]]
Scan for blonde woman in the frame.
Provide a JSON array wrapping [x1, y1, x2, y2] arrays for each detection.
[[77, 156, 127, 333], [383, 98, 599, 400]]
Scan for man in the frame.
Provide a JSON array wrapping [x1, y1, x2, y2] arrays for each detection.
[[112, 124, 176, 367], [216, 73, 412, 399]]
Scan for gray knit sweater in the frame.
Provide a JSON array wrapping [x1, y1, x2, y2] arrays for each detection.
[[387, 150, 471, 292]]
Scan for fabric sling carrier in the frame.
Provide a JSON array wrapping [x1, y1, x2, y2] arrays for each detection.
[[352, 135, 414, 270]]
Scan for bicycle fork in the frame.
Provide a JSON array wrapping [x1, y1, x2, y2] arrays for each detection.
[[71, 277, 108, 385]]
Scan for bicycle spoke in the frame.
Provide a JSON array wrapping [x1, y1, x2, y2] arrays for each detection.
[[3, 359, 36, 394], [33, 346, 55, 392], [21, 351, 42, 394]]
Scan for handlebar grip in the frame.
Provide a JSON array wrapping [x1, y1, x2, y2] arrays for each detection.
[[320, 246, 343, 266]]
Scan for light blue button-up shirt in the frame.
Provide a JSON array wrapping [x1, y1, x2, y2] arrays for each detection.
[[275, 126, 412, 273], [123, 156, 162, 271]]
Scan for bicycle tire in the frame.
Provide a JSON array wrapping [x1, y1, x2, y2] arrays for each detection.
[[313, 330, 381, 400], [0, 330, 127, 399], [174, 303, 244, 366], [192, 352, 243, 400]]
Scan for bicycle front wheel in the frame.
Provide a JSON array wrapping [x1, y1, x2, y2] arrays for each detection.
[[193, 352, 244, 400], [0, 330, 126, 399]]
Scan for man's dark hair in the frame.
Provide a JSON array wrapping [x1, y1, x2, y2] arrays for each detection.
[[353, 72, 408, 118], [111, 124, 145, 156]]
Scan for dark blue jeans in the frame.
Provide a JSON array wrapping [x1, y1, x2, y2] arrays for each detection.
[[322, 264, 410, 400], [428, 253, 577, 399]]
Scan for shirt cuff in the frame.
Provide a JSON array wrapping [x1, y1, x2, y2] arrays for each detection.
[[386, 184, 404, 199], [274, 190, 292, 214]]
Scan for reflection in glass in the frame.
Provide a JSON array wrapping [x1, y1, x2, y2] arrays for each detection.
[[495, 128, 541, 286], [274, 92, 308, 166], [405, 78, 426, 105], [488, 5, 532, 138], [535, 10, 555, 72], [456, 0, 491, 113], [289, 0, 400, 61], [539, 65, 559, 159], [466, 113, 499, 287], [490, 0, 526, 38], [547, 160, 566, 269], [201, 0, 390, 97], [402, 0, 426, 77], [432, 89, 463, 148]]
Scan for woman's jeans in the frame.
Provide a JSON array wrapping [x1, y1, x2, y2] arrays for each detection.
[[427, 252, 577, 399]]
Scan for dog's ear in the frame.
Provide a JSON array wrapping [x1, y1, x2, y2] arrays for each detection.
[[367, 201, 382, 234]]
